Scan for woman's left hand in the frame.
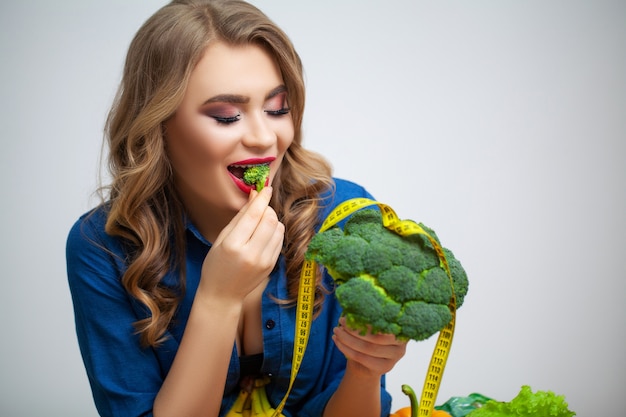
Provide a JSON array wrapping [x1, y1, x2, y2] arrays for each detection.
[[332, 317, 408, 378]]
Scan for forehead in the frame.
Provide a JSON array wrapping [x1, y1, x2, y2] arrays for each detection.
[[187, 42, 284, 98]]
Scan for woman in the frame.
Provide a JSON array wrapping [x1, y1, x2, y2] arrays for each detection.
[[66, 1, 407, 416]]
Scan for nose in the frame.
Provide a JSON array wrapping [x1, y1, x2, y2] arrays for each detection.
[[242, 113, 276, 149]]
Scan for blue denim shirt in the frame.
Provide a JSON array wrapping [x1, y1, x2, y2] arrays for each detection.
[[67, 178, 392, 417]]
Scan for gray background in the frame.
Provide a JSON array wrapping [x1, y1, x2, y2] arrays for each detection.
[[1, 1, 624, 415]]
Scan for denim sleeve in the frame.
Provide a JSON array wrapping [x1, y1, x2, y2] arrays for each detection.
[[66, 210, 163, 417]]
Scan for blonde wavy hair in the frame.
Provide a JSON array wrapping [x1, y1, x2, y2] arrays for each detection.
[[103, 0, 334, 347]]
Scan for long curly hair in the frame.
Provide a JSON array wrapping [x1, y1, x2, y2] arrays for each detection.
[[102, 0, 334, 347]]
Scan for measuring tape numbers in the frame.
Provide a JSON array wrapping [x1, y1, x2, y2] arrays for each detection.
[[274, 198, 457, 417]]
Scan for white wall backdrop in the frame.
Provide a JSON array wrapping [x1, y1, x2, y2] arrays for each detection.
[[1, 1, 624, 416]]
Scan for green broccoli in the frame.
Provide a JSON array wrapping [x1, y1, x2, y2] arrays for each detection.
[[243, 164, 270, 192], [305, 209, 469, 341], [335, 275, 402, 336]]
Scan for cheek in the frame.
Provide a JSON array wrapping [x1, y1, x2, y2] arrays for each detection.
[[166, 118, 232, 170], [277, 120, 295, 151]]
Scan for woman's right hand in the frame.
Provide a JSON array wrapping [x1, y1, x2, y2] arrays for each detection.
[[197, 186, 285, 303]]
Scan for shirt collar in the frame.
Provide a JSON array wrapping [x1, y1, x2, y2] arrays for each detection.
[[184, 214, 213, 247]]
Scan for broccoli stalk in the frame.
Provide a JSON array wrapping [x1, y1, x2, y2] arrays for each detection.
[[243, 164, 270, 192], [305, 209, 469, 341]]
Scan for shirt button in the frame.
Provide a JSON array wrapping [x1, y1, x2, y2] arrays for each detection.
[[265, 319, 275, 330]]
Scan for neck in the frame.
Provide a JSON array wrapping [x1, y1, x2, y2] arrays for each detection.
[[182, 199, 236, 244]]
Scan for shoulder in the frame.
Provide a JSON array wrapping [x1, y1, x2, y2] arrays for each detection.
[[67, 205, 110, 251], [66, 204, 128, 276], [330, 177, 372, 199], [318, 177, 375, 221]]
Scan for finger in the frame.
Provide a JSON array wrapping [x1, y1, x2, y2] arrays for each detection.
[[234, 187, 273, 241], [334, 323, 406, 359], [338, 317, 405, 346], [333, 328, 407, 375], [214, 187, 273, 247], [259, 219, 284, 261], [245, 205, 281, 249], [241, 212, 284, 272], [332, 332, 392, 374]]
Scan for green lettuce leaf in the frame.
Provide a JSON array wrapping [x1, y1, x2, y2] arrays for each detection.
[[467, 385, 575, 417]]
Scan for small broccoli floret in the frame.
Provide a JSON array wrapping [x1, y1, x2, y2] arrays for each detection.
[[361, 243, 398, 276], [305, 227, 344, 265], [444, 248, 469, 306], [305, 208, 469, 341], [335, 276, 402, 336], [416, 267, 453, 305], [307, 232, 369, 282], [344, 209, 386, 242], [377, 265, 420, 303], [397, 301, 452, 341], [396, 232, 440, 272], [243, 164, 270, 192], [328, 236, 369, 281]]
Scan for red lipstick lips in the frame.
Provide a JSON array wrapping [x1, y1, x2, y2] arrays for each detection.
[[228, 157, 275, 193]]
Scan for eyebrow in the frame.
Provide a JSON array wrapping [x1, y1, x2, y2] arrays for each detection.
[[266, 85, 288, 100], [202, 85, 288, 105]]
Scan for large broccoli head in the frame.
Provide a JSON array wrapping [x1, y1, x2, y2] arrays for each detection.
[[305, 209, 468, 341]]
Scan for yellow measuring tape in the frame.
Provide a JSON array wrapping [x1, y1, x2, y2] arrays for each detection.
[[273, 198, 457, 417]]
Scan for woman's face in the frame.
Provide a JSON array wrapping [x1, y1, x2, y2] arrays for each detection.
[[165, 42, 294, 220]]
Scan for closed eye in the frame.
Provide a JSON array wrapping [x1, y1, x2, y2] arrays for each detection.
[[211, 114, 241, 125], [265, 107, 290, 117]]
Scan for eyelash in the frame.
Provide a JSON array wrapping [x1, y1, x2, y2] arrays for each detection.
[[212, 115, 241, 125], [212, 108, 290, 125], [265, 107, 291, 117]]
